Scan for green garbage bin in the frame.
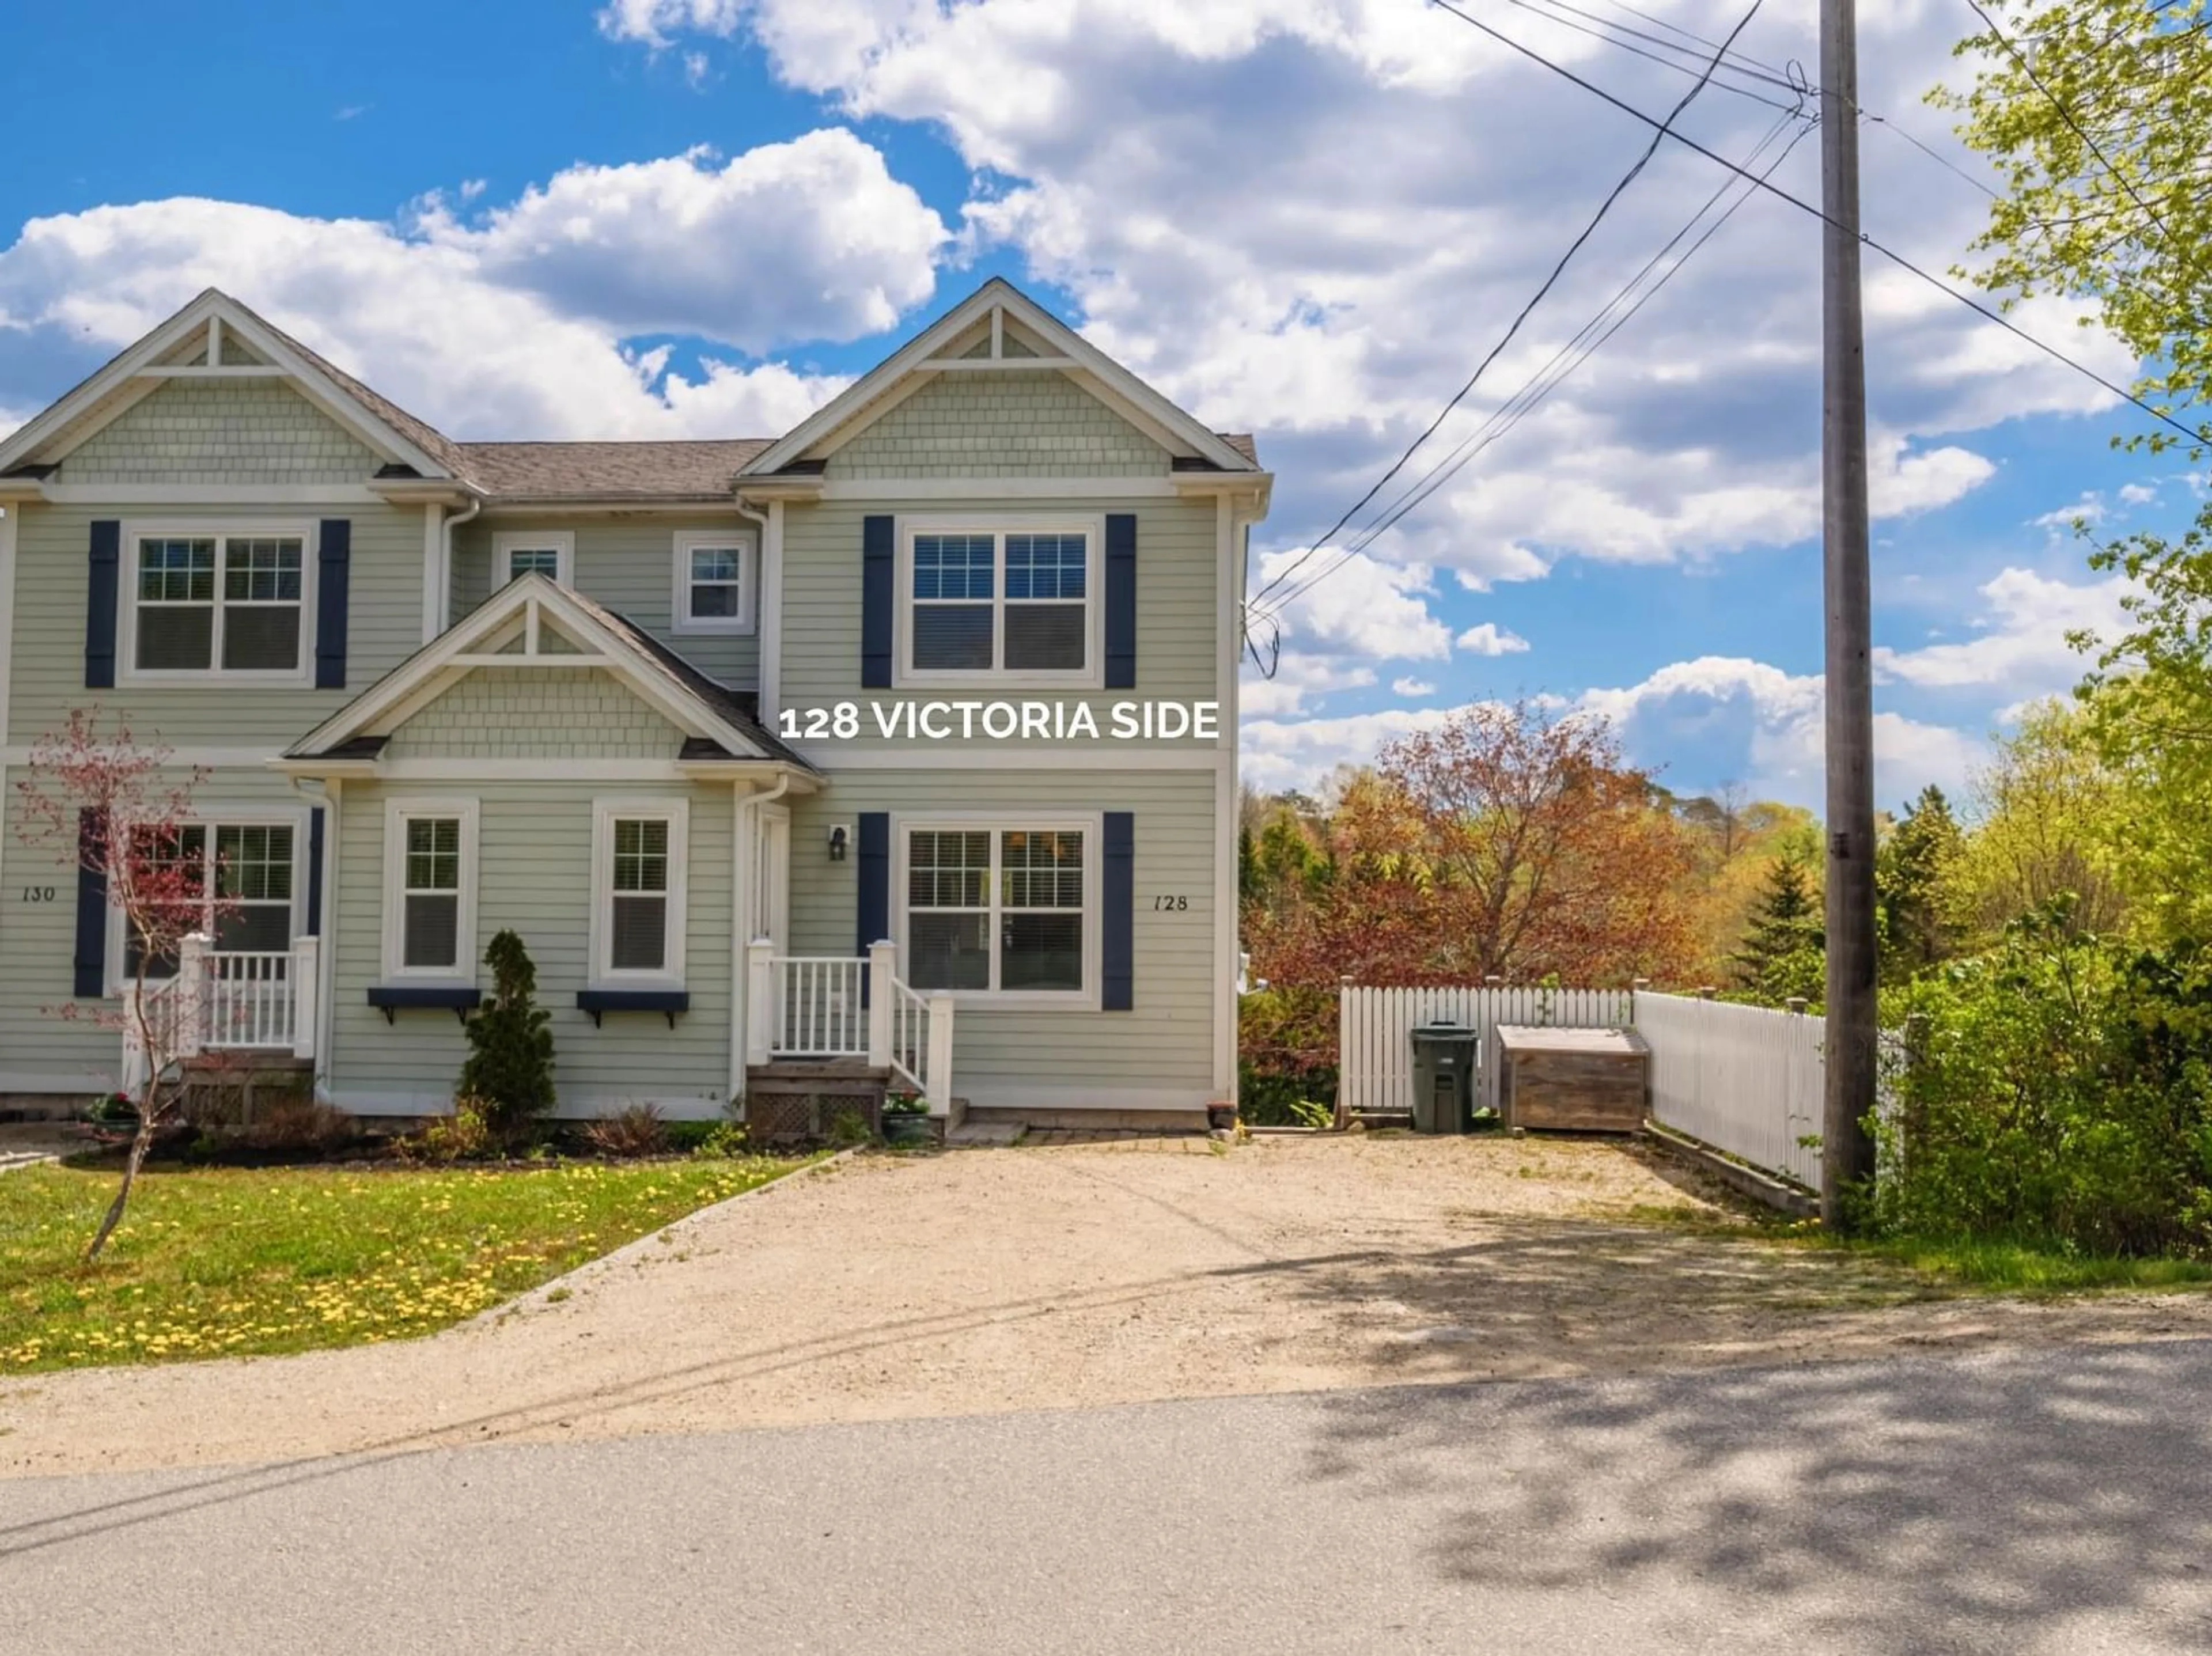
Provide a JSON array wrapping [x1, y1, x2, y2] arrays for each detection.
[[1410, 1022, 1480, 1134]]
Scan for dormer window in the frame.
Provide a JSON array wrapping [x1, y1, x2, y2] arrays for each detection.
[[494, 531, 574, 588]]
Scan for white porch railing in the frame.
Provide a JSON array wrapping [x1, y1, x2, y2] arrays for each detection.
[[746, 938, 954, 1116], [120, 933, 320, 1094]]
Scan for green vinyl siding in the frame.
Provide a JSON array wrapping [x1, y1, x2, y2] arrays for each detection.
[[0, 766, 312, 1093], [327, 780, 736, 1117], [450, 516, 760, 688], [60, 378, 380, 486], [383, 668, 684, 760], [785, 768, 1219, 1112], [7, 499, 426, 749], [825, 372, 1168, 480], [778, 495, 1220, 751]]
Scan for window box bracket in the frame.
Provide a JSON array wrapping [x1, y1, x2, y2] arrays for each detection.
[[366, 984, 484, 1026], [576, 989, 690, 1029]]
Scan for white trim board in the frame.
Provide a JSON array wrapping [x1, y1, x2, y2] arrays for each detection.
[[38, 486, 388, 506], [817, 477, 1184, 501]]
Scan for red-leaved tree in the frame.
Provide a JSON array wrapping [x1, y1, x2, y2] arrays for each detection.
[[14, 710, 235, 1260], [1243, 701, 1702, 1070]]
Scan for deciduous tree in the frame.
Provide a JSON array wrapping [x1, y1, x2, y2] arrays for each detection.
[[13, 711, 236, 1260]]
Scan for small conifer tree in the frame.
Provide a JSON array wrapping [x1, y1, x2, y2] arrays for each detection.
[[459, 929, 555, 1140], [1730, 851, 1825, 1006]]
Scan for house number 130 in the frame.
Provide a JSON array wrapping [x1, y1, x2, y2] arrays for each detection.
[[1153, 895, 1189, 911]]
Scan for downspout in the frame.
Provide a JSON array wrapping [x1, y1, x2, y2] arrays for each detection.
[[437, 494, 484, 636], [734, 496, 774, 726], [731, 769, 795, 1105]]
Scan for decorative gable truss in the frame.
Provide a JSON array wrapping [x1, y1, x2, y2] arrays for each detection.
[[275, 574, 817, 782], [736, 278, 1271, 506], [0, 290, 467, 506]]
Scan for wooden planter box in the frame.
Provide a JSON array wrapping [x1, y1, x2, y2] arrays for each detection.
[[1494, 1025, 1649, 1134]]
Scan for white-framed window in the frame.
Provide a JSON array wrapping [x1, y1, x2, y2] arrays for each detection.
[[379, 798, 480, 981], [672, 529, 756, 635], [109, 814, 306, 990], [896, 816, 1097, 1003], [589, 799, 689, 986], [494, 531, 574, 588], [896, 517, 1101, 687], [119, 525, 314, 683]]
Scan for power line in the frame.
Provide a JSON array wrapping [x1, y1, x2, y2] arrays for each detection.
[[1423, 0, 2210, 450], [1249, 110, 1815, 630], [1494, 0, 1806, 109], [1248, 0, 1774, 613]]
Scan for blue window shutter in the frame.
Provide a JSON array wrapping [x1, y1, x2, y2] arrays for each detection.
[[86, 521, 120, 689], [1102, 811, 1134, 1011], [857, 812, 890, 1007], [315, 519, 351, 689], [306, 807, 326, 937], [862, 516, 895, 688], [73, 809, 108, 1000], [1104, 513, 1137, 689]]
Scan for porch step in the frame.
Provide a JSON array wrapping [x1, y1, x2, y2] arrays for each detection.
[[744, 1060, 889, 1146]]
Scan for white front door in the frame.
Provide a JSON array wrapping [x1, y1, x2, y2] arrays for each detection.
[[757, 805, 790, 953]]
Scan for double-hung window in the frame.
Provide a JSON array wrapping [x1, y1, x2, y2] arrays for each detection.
[[127, 530, 308, 679], [590, 801, 688, 984], [900, 521, 1097, 684], [673, 530, 755, 633], [116, 818, 299, 984], [903, 822, 1091, 999], [494, 532, 574, 588], [380, 801, 480, 980]]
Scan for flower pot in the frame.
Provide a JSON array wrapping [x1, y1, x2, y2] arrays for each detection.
[[881, 1111, 934, 1146]]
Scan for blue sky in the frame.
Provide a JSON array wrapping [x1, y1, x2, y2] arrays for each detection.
[[1, 0, 2190, 814]]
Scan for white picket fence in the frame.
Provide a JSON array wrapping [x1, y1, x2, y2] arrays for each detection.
[[1634, 991, 1824, 1189], [1335, 982, 1833, 1190], [1336, 985, 1635, 1120]]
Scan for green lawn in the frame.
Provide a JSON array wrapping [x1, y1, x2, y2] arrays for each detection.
[[0, 1153, 815, 1373], [1625, 1201, 2212, 1297]]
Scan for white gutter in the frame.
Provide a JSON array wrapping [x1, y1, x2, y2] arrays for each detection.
[[435, 494, 484, 638]]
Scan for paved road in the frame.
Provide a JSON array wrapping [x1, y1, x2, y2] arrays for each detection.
[[9, 1340, 2212, 1654]]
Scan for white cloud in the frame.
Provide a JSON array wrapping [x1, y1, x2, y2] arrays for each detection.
[[1874, 566, 2127, 694], [1391, 676, 1435, 697], [1456, 622, 1529, 657], [1578, 655, 1984, 808], [2031, 491, 2105, 533], [1239, 654, 1376, 718], [1253, 546, 1450, 661], [0, 130, 943, 439], [1241, 703, 1465, 793], [2119, 482, 2157, 506], [417, 131, 947, 349], [642, 0, 2065, 584], [597, 0, 746, 49]]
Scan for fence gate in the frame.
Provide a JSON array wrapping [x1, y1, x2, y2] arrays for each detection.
[[1336, 984, 1635, 1122]]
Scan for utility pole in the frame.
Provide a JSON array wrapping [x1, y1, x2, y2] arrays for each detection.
[[1820, 0, 1879, 1225]]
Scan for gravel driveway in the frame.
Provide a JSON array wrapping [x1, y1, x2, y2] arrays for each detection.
[[7, 1134, 2211, 1479]]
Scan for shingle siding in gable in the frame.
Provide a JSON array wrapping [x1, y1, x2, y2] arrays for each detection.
[[827, 371, 1168, 480], [62, 378, 378, 486], [382, 668, 681, 760]]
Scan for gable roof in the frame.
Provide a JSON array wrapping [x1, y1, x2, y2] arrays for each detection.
[[740, 277, 1262, 479], [1, 278, 1263, 501], [0, 289, 461, 482], [282, 573, 812, 771]]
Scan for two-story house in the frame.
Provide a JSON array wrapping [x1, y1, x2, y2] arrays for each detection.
[[0, 278, 1270, 1129]]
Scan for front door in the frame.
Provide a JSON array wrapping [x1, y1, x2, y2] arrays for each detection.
[[757, 805, 790, 953]]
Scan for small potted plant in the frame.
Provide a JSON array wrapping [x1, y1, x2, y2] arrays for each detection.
[[881, 1089, 933, 1146]]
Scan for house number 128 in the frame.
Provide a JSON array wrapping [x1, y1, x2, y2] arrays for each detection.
[[1153, 895, 1189, 911]]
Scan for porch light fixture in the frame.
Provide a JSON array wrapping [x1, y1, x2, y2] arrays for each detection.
[[827, 824, 849, 862]]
